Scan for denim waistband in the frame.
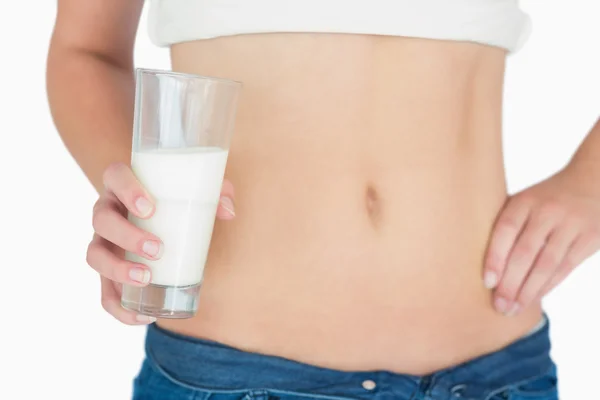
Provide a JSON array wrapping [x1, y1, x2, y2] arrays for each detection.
[[145, 316, 553, 400]]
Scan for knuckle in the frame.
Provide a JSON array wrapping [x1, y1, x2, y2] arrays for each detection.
[[585, 229, 600, 244], [538, 250, 561, 269], [497, 216, 520, 232], [100, 295, 112, 313], [92, 198, 103, 214], [103, 162, 123, 187], [486, 252, 503, 268], [526, 236, 545, 252], [517, 289, 536, 306], [85, 244, 97, 267], [91, 209, 102, 231], [566, 211, 585, 225], [498, 288, 517, 302], [494, 282, 515, 300], [221, 179, 234, 194], [579, 232, 598, 250], [91, 206, 111, 231], [590, 221, 600, 234], [560, 255, 577, 271], [106, 259, 130, 282], [537, 201, 564, 220], [565, 217, 585, 232], [114, 259, 130, 274], [102, 261, 122, 282], [504, 291, 518, 302], [511, 193, 534, 207], [513, 241, 537, 259], [103, 162, 128, 186]]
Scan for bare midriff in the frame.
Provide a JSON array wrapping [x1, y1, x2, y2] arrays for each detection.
[[157, 33, 543, 375]]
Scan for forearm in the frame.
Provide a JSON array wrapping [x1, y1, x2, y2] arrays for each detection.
[[564, 117, 600, 195], [47, 47, 134, 193]]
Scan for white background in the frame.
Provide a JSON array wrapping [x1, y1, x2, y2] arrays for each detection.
[[0, 1, 598, 399]]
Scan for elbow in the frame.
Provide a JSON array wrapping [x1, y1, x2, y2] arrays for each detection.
[[45, 40, 132, 131]]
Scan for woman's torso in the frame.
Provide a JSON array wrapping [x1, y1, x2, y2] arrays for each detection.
[[157, 33, 543, 375]]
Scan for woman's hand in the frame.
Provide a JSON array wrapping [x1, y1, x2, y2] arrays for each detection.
[[86, 162, 236, 324], [484, 166, 600, 316]]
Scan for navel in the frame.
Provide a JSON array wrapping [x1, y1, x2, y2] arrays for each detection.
[[365, 184, 382, 228]]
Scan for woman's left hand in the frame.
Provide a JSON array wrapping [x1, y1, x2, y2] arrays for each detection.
[[484, 165, 600, 316]]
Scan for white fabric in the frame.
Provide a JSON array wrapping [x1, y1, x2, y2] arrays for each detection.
[[148, 0, 532, 53]]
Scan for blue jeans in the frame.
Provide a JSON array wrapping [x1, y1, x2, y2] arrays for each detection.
[[133, 317, 558, 400]]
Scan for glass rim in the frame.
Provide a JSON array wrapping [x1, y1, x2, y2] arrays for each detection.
[[136, 68, 242, 87]]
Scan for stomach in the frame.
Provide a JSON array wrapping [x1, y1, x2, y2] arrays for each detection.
[[157, 33, 543, 375]]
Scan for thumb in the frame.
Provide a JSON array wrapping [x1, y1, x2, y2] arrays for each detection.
[[484, 197, 530, 289], [217, 179, 236, 220]]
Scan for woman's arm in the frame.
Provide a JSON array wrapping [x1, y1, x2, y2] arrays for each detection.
[[48, 1, 236, 325], [47, 0, 144, 193], [566, 118, 600, 195], [484, 117, 600, 315]]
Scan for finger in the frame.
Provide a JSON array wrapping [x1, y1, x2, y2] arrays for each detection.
[[515, 223, 579, 308], [494, 208, 558, 315], [101, 278, 156, 325], [221, 179, 235, 198], [102, 162, 155, 219], [92, 198, 163, 259], [87, 235, 152, 285], [93, 191, 126, 216], [217, 179, 236, 220], [484, 198, 531, 289], [541, 231, 600, 296]]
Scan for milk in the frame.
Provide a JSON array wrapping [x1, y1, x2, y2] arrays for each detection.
[[125, 147, 229, 287]]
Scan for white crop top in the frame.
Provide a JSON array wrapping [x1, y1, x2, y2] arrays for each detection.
[[147, 0, 532, 53]]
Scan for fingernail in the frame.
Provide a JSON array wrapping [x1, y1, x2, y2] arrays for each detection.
[[129, 267, 151, 284], [136, 315, 157, 323], [506, 303, 521, 317], [494, 297, 509, 314], [135, 197, 153, 217], [483, 271, 498, 289], [143, 240, 162, 258], [219, 197, 235, 216]]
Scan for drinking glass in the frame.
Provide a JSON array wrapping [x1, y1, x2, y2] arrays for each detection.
[[121, 68, 241, 318]]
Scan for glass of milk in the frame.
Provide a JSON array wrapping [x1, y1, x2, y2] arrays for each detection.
[[121, 68, 241, 318]]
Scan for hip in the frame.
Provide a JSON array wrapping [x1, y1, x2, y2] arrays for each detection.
[[135, 317, 557, 400]]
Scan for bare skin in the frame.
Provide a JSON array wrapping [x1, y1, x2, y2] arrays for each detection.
[[48, 0, 600, 375]]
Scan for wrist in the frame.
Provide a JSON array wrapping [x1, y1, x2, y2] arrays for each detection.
[[561, 157, 600, 199]]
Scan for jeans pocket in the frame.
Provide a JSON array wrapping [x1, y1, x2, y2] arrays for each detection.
[[133, 358, 198, 400], [140, 353, 352, 400], [239, 390, 352, 400]]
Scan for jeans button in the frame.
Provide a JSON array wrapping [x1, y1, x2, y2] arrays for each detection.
[[362, 379, 377, 390]]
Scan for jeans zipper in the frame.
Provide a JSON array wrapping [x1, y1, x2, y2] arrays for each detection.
[[414, 376, 432, 400]]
